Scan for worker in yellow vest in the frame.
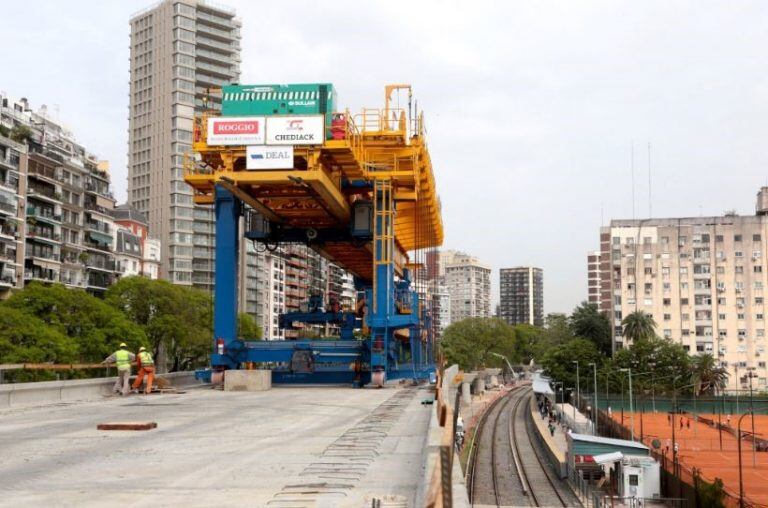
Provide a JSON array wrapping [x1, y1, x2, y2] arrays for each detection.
[[102, 343, 135, 396], [132, 346, 156, 394]]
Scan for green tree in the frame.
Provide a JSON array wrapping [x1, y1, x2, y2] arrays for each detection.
[[9, 125, 32, 144], [237, 313, 263, 340], [541, 337, 604, 389], [0, 124, 9, 138], [690, 354, 729, 395], [621, 311, 657, 343], [105, 276, 212, 371], [4, 282, 145, 362], [440, 317, 517, 371], [612, 336, 691, 393], [697, 476, 726, 508], [0, 306, 73, 382], [570, 301, 612, 356], [512, 323, 540, 364]]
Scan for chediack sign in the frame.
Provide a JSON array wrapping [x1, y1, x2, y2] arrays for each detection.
[[207, 116, 265, 146], [265, 115, 325, 145], [246, 146, 294, 170]]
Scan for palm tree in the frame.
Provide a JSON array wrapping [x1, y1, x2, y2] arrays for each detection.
[[690, 354, 729, 395], [621, 311, 657, 343]]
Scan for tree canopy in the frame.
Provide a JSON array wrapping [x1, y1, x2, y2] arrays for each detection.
[[440, 317, 517, 371], [570, 301, 612, 356], [238, 312, 263, 340], [621, 311, 657, 343], [105, 277, 212, 372]]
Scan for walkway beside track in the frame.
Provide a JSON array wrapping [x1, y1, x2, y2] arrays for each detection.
[[0, 385, 432, 507]]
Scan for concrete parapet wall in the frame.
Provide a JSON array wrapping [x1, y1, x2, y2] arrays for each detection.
[[0, 371, 200, 410], [224, 370, 271, 391]]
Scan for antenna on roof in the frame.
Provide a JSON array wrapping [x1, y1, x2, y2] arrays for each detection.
[[647, 142, 652, 218], [631, 141, 636, 220]]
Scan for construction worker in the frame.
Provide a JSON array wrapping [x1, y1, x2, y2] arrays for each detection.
[[132, 346, 155, 394], [102, 343, 135, 396]]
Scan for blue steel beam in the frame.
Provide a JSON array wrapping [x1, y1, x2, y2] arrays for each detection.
[[213, 185, 241, 370]]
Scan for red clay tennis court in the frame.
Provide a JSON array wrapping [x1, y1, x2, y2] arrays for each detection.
[[610, 412, 768, 507]]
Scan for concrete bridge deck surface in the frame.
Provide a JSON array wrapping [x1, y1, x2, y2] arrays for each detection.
[[0, 385, 432, 507]]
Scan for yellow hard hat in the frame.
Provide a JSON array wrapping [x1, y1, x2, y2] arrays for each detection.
[[139, 346, 146, 352], [119, 342, 127, 348]]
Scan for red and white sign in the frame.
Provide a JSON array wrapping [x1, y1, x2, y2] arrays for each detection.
[[207, 116, 265, 145], [266, 115, 325, 145]]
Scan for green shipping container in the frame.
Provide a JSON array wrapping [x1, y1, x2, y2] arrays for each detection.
[[222, 83, 337, 138]]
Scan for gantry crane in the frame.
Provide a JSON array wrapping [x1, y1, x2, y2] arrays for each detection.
[[184, 83, 443, 386]]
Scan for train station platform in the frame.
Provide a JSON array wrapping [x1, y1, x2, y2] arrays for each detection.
[[0, 384, 433, 507]]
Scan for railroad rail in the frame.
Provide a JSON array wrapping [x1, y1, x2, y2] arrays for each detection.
[[468, 386, 577, 507]]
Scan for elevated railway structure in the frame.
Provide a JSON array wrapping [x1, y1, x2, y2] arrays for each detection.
[[468, 387, 578, 507], [184, 83, 443, 385]]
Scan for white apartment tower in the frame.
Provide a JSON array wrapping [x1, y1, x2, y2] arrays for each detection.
[[599, 188, 768, 392], [127, 0, 241, 288], [441, 250, 492, 322]]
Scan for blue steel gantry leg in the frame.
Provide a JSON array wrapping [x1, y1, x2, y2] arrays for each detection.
[[212, 184, 241, 370]]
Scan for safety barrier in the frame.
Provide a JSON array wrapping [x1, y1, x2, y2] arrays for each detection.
[[0, 371, 201, 410]]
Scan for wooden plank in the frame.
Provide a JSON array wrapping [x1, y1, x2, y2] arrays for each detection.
[[97, 422, 158, 431]]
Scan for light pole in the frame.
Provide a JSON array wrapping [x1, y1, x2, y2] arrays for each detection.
[[573, 360, 580, 415], [588, 362, 598, 435], [621, 368, 635, 441], [738, 410, 754, 508], [491, 352, 515, 382], [747, 368, 757, 468]]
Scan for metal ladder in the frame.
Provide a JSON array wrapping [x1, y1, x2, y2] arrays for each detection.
[[372, 178, 393, 314]]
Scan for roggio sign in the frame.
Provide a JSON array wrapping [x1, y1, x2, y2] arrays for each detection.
[[207, 117, 265, 145]]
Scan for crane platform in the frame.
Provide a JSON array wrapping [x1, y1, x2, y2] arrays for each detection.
[[184, 84, 443, 386]]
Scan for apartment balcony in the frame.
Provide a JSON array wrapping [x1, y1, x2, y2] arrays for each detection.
[[27, 228, 61, 244], [25, 269, 59, 284], [0, 247, 17, 263], [195, 72, 232, 88], [693, 286, 712, 294], [196, 10, 237, 30], [27, 206, 61, 224], [196, 48, 235, 63], [0, 199, 16, 216], [86, 274, 115, 290], [196, 22, 235, 41], [693, 272, 712, 279], [85, 258, 116, 272], [28, 190, 62, 208], [87, 220, 112, 235], [195, 35, 235, 53], [0, 273, 16, 287]]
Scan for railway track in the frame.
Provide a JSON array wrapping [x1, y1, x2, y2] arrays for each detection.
[[467, 387, 578, 507]]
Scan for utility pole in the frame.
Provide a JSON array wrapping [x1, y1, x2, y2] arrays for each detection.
[[573, 361, 580, 425], [621, 368, 635, 441], [748, 368, 756, 467], [589, 362, 598, 435]]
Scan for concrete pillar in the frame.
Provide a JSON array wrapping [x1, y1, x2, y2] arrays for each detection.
[[461, 381, 471, 404]]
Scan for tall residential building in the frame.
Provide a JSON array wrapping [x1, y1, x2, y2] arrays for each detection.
[[127, 0, 241, 288], [0, 134, 26, 296], [1, 93, 123, 295], [441, 250, 492, 322], [587, 251, 601, 305], [599, 187, 768, 391], [499, 267, 544, 326]]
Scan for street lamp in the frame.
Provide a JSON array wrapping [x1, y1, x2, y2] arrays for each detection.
[[573, 360, 580, 416], [620, 368, 635, 441], [747, 368, 757, 468], [588, 362, 598, 435], [738, 410, 754, 508], [491, 352, 515, 382]]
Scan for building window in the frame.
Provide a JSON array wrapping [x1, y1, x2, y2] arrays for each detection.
[[755, 266, 763, 273], [716, 235, 724, 242], [663, 329, 672, 338], [664, 313, 671, 320], [663, 298, 671, 306], [754, 234, 762, 242], [735, 234, 743, 242], [736, 266, 744, 274]]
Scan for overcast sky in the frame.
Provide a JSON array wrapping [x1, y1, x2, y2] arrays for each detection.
[[2, 1, 767, 313]]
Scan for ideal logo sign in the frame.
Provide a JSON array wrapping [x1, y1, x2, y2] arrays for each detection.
[[266, 115, 324, 145], [246, 146, 294, 170], [208, 116, 265, 145]]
